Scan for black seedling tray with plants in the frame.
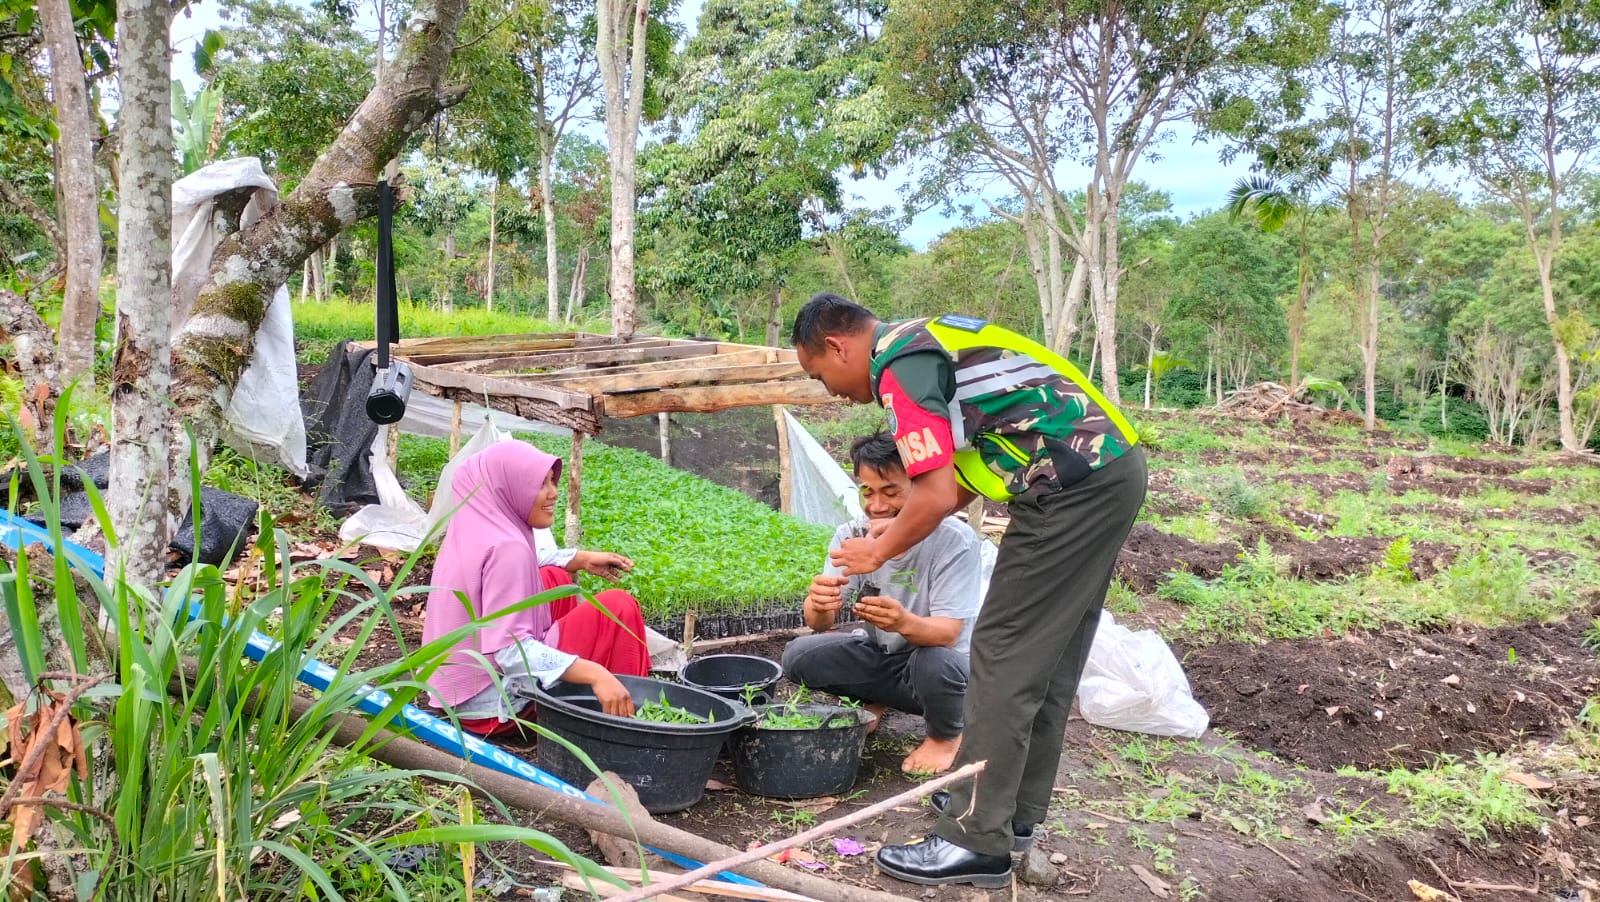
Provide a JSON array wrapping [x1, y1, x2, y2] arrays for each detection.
[[531, 675, 753, 814]]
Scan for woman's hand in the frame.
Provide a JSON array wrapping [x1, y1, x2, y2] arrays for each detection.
[[567, 550, 634, 582], [565, 660, 636, 717]]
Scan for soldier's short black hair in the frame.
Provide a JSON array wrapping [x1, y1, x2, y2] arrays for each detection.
[[849, 433, 904, 476], [791, 292, 877, 352]]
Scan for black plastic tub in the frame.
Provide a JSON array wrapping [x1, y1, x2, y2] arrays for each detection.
[[531, 675, 752, 814], [680, 654, 784, 705], [729, 704, 872, 799]]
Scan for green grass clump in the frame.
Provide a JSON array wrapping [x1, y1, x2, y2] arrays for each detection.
[[1344, 754, 1545, 841], [1434, 547, 1559, 624]]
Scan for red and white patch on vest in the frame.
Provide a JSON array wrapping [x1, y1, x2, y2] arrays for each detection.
[[880, 369, 954, 478]]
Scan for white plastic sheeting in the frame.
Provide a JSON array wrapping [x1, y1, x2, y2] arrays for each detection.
[[171, 158, 308, 477], [781, 409, 863, 527]]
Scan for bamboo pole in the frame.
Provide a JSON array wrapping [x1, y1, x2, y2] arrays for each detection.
[[384, 423, 401, 476], [449, 401, 464, 456], [657, 412, 671, 466], [566, 430, 585, 546], [773, 405, 792, 515]]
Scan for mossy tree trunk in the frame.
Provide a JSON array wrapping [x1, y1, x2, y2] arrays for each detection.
[[164, 0, 470, 525], [108, 0, 174, 589]]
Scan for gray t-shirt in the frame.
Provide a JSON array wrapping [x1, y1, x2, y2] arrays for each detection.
[[824, 516, 983, 655]]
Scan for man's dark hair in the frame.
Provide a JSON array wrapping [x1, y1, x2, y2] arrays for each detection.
[[849, 433, 904, 476], [791, 292, 877, 352]]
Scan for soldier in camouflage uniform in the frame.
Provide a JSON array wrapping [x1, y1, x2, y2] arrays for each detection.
[[792, 293, 1148, 889]]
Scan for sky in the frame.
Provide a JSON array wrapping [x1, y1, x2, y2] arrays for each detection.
[[169, 0, 1256, 252]]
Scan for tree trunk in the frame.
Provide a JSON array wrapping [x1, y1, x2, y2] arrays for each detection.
[[541, 140, 562, 322], [39, 0, 103, 391], [598, 0, 649, 339], [566, 245, 588, 322], [484, 176, 497, 312], [1537, 257, 1580, 451], [1095, 191, 1123, 404], [442, 229, 456, 313], [167, 0, 471, 492], [1290, 232, 1310, 394], [108, 0, 173, 589], [1361, 261, 1379, 430], [766, 284, 782, 347]]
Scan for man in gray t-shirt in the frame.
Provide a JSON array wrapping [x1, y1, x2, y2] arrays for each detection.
[[782, 434, 982, 774]]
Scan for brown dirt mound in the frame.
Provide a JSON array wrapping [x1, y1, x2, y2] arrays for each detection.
[[1233, 526, 1458, 580], [1389, 473, 1555, 497], [1432, 455, 1529, 476], [1116, 524, 1241, 593], [1180, 618, 1600, 771]]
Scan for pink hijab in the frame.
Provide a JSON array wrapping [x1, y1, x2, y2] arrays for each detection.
[[423, 441, 562, 707]]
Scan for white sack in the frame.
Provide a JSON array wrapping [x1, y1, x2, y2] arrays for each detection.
[[171, 158, 308, 477], [1078, 610, 1210, 738]]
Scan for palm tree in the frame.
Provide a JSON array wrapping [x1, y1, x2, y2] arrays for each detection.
[[1226, 175, 1327, 395]]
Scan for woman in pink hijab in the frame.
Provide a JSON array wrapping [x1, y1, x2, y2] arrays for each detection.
[[422, 441, 650, 735]]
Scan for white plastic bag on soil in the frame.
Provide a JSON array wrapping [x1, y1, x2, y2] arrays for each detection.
[[171, 158, 308, 477], [1078, 610, 1210, 738]]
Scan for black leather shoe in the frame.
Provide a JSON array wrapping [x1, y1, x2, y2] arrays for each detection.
[[875, 834, 1012, 888], [929, 790, 1036, 852]]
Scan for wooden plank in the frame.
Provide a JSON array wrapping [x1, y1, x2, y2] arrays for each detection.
[[559, 873, 701, 902], [600, 380, 834, 418], [435, 340, 697, 374], [533, 347, 777, 381], [409, 362, 597, 411], [550, 361, 807, 395], [388, 331, 586, 352], [424, 384, 600, 433]]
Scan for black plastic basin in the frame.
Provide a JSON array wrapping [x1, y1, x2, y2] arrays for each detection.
[[680, 654, 783, 705], [531, 674, 752, 814], [730, 704, 871, 799]]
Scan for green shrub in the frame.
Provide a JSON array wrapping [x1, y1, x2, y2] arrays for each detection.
[[1351, 754, 1544, 841]]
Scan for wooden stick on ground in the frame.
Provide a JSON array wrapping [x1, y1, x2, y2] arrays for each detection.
[[540, 863, 817, 901], [601, 761, 987, 902]]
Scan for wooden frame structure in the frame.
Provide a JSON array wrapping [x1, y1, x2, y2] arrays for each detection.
[[374, 332, 834, 434], [371, 333, 835, 549]]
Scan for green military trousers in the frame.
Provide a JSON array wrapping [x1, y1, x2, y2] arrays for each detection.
[[935, 445, 1148, 857]]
